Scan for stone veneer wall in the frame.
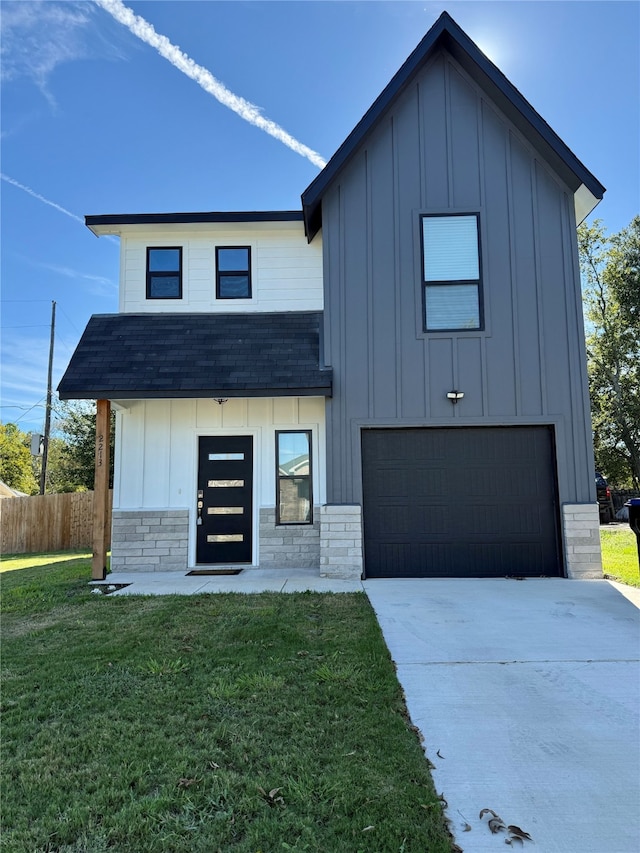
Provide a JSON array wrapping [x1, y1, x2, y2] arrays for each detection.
[[319, 504, 363, 579], [111, 505, 364, 576], [258, 507, 320, 568], [561, 503, 602, 579], [111, 509, 189, 572]]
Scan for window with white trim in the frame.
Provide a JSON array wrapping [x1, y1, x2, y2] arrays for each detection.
[[422, 214, 482, 331]]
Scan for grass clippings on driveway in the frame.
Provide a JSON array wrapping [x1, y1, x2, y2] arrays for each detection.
[[1, 555, 452, 853]]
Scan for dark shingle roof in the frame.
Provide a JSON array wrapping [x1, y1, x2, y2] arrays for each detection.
[[58, 312, 332, 400]]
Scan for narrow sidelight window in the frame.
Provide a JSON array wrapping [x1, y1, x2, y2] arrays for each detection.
[[422, 214, 482, 331], [216, 246, 251, 299], [276, 431, 312, 524], [146, 247, 182, 299]]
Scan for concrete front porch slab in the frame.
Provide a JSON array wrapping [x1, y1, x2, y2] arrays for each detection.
[[93, 569, 364, 595]]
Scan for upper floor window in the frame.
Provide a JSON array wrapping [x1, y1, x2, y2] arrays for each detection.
[[276, 430, 312, 524], [146, 247, 182, 299], [422, 214, 482, 331], [216, 246, 252, 299]]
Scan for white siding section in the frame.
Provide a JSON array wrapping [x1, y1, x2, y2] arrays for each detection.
[[119, 225, 323, 313], [113, 396, 326, 511]]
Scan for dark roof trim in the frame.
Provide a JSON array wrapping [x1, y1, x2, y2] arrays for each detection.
[[301, 11, 605, 240], [60, 386, 331, 401], [86, 210, 303, 235]]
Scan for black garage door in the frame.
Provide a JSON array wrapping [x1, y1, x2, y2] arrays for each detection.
[[361, 427, 561, 578]]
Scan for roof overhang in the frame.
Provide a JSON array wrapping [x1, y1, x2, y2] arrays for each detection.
[[61, 387, 331, 401], [86, 210, 304, 237], [573, 184, 602, 227]]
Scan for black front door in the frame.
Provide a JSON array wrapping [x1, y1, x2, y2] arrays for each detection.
[[196, 436, 253, 564]]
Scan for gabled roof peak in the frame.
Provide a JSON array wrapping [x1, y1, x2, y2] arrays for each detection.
[[302, 11, 604, 240]]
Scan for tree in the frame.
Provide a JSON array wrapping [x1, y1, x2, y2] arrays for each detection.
[[578, 216, 640, 488], [51, 400, 115, 491], [0, 423, 39, 494], [44, 436, 87, 493]]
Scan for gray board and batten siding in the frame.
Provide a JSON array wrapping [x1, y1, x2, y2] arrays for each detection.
[[319, 47, 594, 514]]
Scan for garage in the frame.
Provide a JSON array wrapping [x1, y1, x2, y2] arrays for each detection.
[[361, 426, 562, 578]]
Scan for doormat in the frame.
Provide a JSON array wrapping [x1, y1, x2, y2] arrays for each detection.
[[186, 569, 243, 576]]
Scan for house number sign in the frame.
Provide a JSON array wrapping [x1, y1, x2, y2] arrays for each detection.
[[96, 433, 105, 468]]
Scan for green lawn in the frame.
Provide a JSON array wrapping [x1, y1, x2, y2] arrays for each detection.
[[601, 526, 640, 588], [0, 554, 452, 853], [0, 550, 92, 573]]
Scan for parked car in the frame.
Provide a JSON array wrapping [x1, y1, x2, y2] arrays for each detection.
[[595, 473, 615, 523]]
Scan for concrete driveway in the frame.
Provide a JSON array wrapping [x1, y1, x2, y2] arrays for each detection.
[[364, 578, 640, 853]]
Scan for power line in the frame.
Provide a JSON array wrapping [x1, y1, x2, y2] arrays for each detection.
[[40, 301, 56, 494], [56, 303, 83, 337], [0, 404, 45, 409], [13, 397, 47, 424]]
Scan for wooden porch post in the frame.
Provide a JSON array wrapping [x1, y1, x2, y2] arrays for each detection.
[[92, 399, 111, 580]]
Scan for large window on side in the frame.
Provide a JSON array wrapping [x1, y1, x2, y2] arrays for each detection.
[[146, 247, 182, 299], [276, 431, 312, 524], [216, 246, 251, 299], [422, 214, 482, 331]]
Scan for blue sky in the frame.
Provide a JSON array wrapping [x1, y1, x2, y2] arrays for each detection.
[[1, 0, 638, 435]]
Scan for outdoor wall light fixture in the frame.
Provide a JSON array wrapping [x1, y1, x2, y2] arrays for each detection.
[[213, 398, 228, 405], [447, 390, 465, 404]]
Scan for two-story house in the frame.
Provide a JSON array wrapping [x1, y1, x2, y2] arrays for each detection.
[[59, 12, 605, 580]]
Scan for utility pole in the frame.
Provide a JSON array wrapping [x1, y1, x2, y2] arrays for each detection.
[[39, 300, 56, 495]]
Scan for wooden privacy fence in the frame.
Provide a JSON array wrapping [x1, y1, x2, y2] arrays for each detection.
[[612, 490, 640, 513], [0, 491, 113, 555]]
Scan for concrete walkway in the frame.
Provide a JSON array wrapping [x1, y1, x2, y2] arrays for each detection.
[[364, 578, 640, 853], [92, 568, 364, 595]]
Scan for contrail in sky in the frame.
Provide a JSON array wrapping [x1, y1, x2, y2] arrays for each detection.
[[1, 173, 118, 243], [1, 173, 84, 224], [94, 0, 328, 169]]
